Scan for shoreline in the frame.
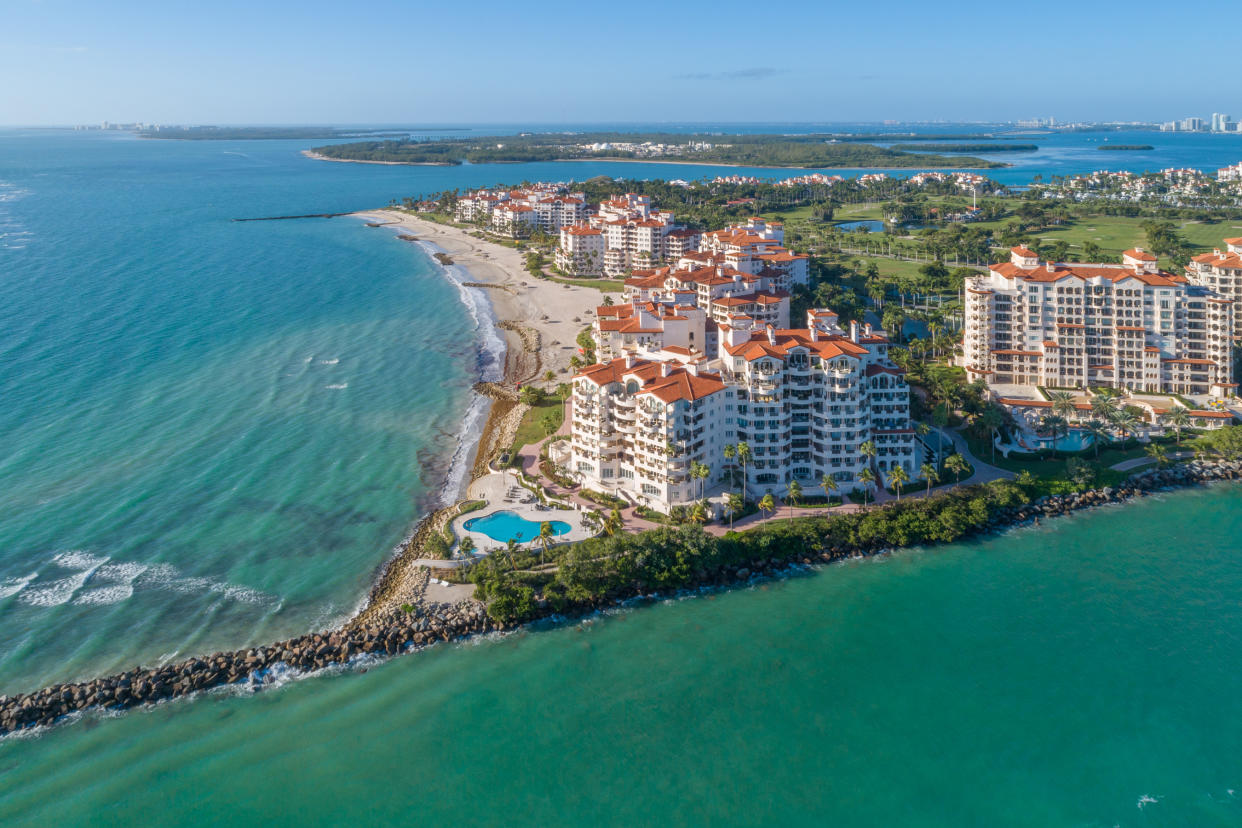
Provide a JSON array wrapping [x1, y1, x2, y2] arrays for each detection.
[[3, 458, 1240, 735], [341, 210, 603, 622], [299, 149, 1005, 172]]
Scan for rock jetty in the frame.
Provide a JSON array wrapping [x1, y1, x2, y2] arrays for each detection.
[[2, 457, 1238, 736], [0, 602, 503, 735]]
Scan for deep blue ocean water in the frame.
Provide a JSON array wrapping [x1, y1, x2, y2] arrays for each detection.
[[1, 126, 1241, 824]]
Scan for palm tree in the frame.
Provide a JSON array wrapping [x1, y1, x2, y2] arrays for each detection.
[[690, 501, 708, 525], [536, 521, 554, 566], [1146, 443, 1170, 467], [503, 538, 519, 570], [887, 465, 910, 501], [920, 462, 939, 497], [978, 405, 1005, 462], [695, 462, 711, 500], [723, 442, 736, 479], [725, 492, 744, 530], [603, 507, 623, 536], [785, 479, 802, 519], [1039, 414, 1068, 453], [758, 493, 776, 520], [1113, 410, 1141, 444], [857, 467, 876, 507], [1165, 405, 1191, 445], [945, 453, 969, 486], [736, 442, 751, 503], [1049, 390, 1076, 420], [1083, 419, 1109, 458], [1090, 393, 1119, 422], [820, 473, 838, 505], [859, 440, 877, 467]]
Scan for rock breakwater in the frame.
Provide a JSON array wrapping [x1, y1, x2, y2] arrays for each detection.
[[0, 601, 503, 735]]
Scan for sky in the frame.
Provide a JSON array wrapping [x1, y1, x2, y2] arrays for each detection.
[[1, 0, 1239, 126]]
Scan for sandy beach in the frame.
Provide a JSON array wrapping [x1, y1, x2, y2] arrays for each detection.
[[348, 209, 604, 616]]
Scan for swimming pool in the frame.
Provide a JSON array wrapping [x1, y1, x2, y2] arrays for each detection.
[[463, 510, 573, 543], [1030, 429, 1095, 452]]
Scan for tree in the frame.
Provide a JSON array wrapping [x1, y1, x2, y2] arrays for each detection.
[[1049, 390, 1076, 420], [785, 479, 802, 519], [1146, 443, 1170, 467], [690, 501, 708, 525], [945, 453, 969, 486], [1090, 393, 1119, 423], [979, 405, 1005, 462], [536, 521, 555, 566], [458, 536, 476, 557], [820, 472, 838, 504], [887, 465, 910, 500], [1039, 414, 1069, 453], [1083, 419, 1109, 458], [1113, 410, 1141, 443], [603, 507, 623, 536], [736, 442, 752, 502], [725, 492, 744, 530], [920, 462, 939, 497], [1165, 406, 1191, 445], [857, 467, 876, 506], [859, 440, 877, 466], [723, 442, 736, 474], [758, 493, 776, 520]]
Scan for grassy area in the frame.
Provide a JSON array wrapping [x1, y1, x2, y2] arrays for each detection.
[[971, 214, 1242, 266], [510, 397, 566, 453], [547, 275, 624, 292], [963, 430, 1196, 476], [835, 254, 939, 283]]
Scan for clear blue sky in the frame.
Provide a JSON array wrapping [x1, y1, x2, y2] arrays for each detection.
[[1, 0, 1237, 125]]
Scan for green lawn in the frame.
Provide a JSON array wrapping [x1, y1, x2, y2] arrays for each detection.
[[511, 397, 566, 453], [547, 275, 624, 292]]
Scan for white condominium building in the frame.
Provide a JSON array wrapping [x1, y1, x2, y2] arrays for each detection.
[[591, 256, 794, 361], [571, 310, 916, 512], [556, 193, 700, 277], [963, 246, 1235, 397], [1186, 238, 1242, 339], [698, 218, 810, 287], [454, 185, 586, 237]]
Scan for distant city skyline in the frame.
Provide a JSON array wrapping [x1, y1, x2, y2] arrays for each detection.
[[2, 0, 1240, 126]]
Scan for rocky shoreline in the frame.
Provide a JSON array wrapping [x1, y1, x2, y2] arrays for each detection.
[[2, 457, 1238, 736]]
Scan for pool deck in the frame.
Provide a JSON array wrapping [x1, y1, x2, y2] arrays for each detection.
[[451, 471, 597, 554]]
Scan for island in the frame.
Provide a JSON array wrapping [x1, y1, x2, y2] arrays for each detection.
[[139, 126, 463, 140], [889, 143, 1038, 153], [1098, 144, 1155, 151], [306, 131, 1006, 168]]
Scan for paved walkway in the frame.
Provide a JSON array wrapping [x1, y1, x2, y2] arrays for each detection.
[[1110, 450, 1192, 472]]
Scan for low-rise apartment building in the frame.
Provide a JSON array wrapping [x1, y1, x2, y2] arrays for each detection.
[[963, 246, 1235, 397], [571, 310, 916, 512]]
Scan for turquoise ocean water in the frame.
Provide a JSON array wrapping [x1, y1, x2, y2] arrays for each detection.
[[2, 128, 1242, 824]]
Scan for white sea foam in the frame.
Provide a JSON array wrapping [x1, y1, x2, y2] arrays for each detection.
[[72, 584, 135, 605], [415, 239, 507, 505], [50, 550, 109, 571], [324, 383, 348, 390], [0, 572, 38, 600], [1137, 794, 1161, 809], [19, 571, 96, 606], [318, 358, 339, 365]]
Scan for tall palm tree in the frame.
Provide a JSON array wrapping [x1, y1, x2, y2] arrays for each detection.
[[785, 479, 802, 519], [1039, 414, 1068, 453], [858, 467, 876, 507], [1113, 410, 1140, 444], [820, 472, 838, 504], [758, 493, 776, 520], [1146, 443, 1170, 467], [1090, 393, 1119, 425], [1165, 406, 1191, 445], [1083, 419, 1109, 458], [696, 462, 711, 500], [536, 521, 554, 566], [723, 442, 736, 479], [725, 492, 744, 530], [736, 441, 751, 503], [920, 462, 939, 497], [887, 465, 910, 501], [1049, 390, 1076, 420], [978, 405, 1005, 462], [690, 501, 708, 525], [945, 453, 969, 486], [859, 440, 877, 468]]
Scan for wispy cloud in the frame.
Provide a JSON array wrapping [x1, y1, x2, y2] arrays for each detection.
[[676, 67, 786, 81]]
